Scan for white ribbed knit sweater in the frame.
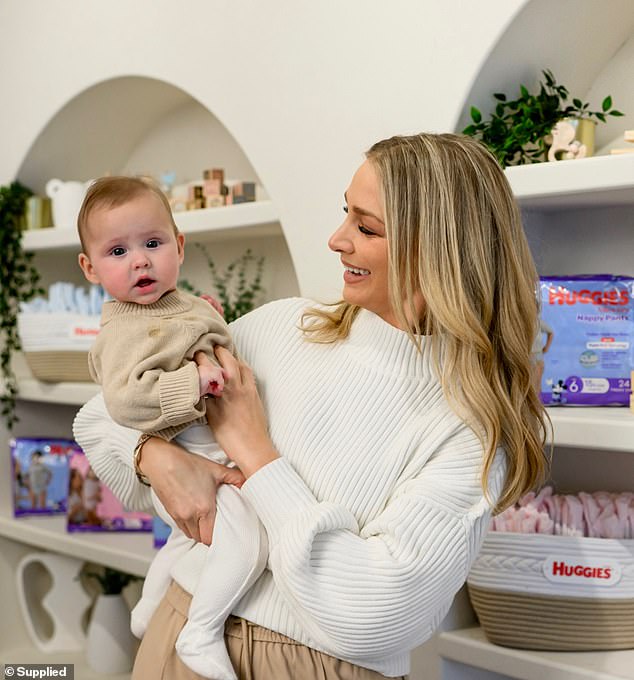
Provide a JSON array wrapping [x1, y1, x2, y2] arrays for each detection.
[[73, 297, 506, 677]]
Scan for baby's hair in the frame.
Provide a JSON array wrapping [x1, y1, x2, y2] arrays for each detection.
[[77, 176, 178, 253]]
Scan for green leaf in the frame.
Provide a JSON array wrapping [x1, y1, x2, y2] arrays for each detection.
[[602, 95, 612, 112], [470, 107, 482, 124], [572, 98, 583, 109], [610, 110, 625, 117], [493, 93, 506, 102]]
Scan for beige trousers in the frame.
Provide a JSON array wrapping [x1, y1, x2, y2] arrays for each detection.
[[132, 581, 407, 680]]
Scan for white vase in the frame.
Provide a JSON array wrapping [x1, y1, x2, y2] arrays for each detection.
[[15, 552, 91, 652], [45, 178, 92, 229], [85, 593, 137, 674]]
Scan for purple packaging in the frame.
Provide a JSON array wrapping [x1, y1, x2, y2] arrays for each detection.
[[67, 448, 152, 532], [152, 515, 172, 548], [11, 438, 75, 516], [539, 275, 634, 405]]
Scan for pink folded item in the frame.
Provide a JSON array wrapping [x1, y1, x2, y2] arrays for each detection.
[[491, 486, 634, 539]]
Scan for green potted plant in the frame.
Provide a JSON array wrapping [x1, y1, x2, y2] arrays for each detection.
[[463, 69, 624, 167], [180, 244, 265, 323], [0, 181, 43, 429], [85, 566, 140, 594]]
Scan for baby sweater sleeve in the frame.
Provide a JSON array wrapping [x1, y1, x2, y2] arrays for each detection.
[[91, 313, 221, 438], [240, 437, 506, 663], [72, 392, 153, 513]]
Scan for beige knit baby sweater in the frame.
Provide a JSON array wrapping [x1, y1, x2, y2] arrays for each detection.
[[88, 289, 232, 441]]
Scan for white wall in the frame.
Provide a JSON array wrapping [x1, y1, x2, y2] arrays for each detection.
[[0, 0, 524, 300]]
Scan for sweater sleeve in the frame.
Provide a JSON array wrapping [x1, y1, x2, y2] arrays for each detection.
[[240, 435, 506, 662], [72, 392, 153, 513], [92, 319, 208, 435]]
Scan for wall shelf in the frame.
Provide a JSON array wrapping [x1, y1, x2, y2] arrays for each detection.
[[16, 380, 634, 452], [22, 200, 281, 251], [546, 407, 634, 452], [0, 500, 153, 578], [439, 626, 634, 680], [17, 379, 99, 406], [505, 154, 634, 210]]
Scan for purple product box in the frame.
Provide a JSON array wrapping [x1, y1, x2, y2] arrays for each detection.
[[153, 515, 172, 548], [11, 437, 75, 516], [539, 275, 634, 405], [67, 448, 152, 532]]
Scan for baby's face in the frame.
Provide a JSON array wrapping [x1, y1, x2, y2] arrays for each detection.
[[78, 192, 184, 305]]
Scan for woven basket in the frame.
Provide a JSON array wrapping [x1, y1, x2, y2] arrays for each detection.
[[467, 532, 634, 651], [23, 350, 92, 382], [19, 313, 99, 383]]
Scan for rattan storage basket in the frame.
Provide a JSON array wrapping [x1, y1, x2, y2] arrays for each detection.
[[18, 313, 99, 383], [467, 532, 634, 651]]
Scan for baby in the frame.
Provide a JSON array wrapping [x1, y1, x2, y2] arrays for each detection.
[[77, 176, 266, 680]]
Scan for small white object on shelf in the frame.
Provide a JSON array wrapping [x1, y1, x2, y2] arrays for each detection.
[[45, 178, 91, 230]]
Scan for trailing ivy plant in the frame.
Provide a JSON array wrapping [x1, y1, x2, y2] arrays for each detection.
[[463, 69, 624, 167], [0, 181, 43, 429], [179, 244, 265, 324]]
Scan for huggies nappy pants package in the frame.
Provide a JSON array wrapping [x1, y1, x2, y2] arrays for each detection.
[[539, 275, 634, 405]]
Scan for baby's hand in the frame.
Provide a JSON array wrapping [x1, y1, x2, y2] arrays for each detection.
[[197, 364, 227, 398], [200, 294, 224, 318]]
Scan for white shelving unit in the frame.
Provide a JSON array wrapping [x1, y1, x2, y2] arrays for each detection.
[[438, 627, 634, 680], [17, 379, 100, 406], [436, 156, 634, 680], [15, 381, 634, 453], [508, 155, 634, 455], [0, 503, 153, 578], [506, 154, 634, 210], [546, 406, 634, 452], [22, 200, 281, 251]]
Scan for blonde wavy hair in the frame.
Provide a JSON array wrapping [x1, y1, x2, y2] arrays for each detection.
[[301, 133, 550, 512]]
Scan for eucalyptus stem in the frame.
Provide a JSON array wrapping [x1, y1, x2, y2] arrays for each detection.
[[179, 243, 265, 324]]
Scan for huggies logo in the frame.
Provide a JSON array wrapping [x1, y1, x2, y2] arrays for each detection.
[[547, 287, 629, 306], [543, 555, 622, 586], [69, 322, 100, 339]]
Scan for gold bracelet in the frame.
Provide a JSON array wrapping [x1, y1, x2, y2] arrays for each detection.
[[134, 433, 154, 487]]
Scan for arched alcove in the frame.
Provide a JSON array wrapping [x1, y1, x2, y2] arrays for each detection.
[[17, 75, 299, 302], [454, 0, 634, 152], [17, 76, 262, 193]]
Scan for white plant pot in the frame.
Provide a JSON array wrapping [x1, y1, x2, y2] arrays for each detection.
[[45, 178, 91, 229], [85, 593, 136, 674]]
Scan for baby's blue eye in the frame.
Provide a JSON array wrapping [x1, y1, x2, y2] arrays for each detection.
[[343, 205, 349, 214], [111, 247, 126, 256], [146, 239, 160, 249]]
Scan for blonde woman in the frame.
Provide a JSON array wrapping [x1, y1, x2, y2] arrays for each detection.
[[74, 132, 549, 680]]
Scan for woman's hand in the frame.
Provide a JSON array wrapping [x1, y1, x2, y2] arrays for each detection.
[[206, 346, 279, 478], [137, 437, 245, 545]]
